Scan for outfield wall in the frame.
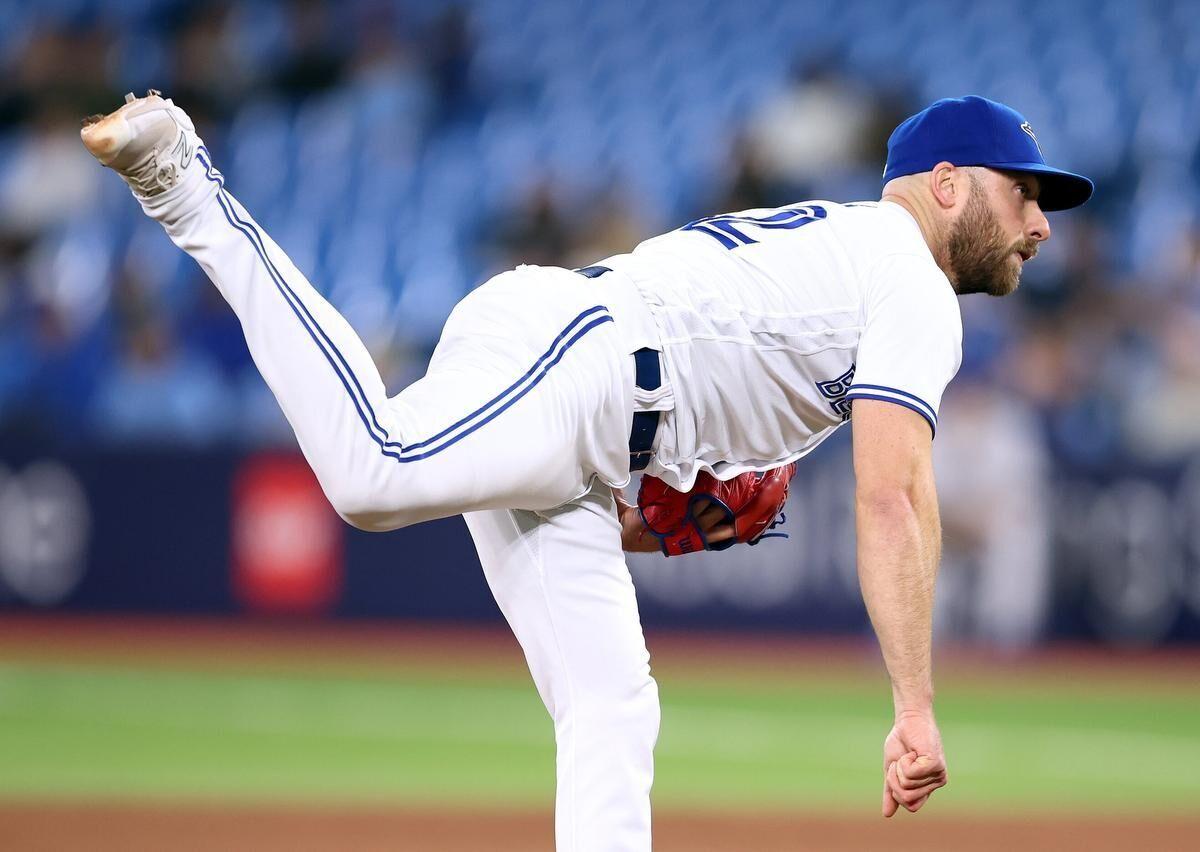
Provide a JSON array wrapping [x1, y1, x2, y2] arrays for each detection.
[[1, 441, 1198, 645]]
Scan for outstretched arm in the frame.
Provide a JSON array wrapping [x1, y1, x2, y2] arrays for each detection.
[[851, 399, 948, 817]]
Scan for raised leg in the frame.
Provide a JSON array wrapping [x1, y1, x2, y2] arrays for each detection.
[[84, 93, 636, 529]]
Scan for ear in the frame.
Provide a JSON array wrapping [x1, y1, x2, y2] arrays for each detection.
[[928, 161, 960, 210]]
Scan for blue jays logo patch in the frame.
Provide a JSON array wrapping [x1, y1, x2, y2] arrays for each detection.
[[817, 364, 855, 421]]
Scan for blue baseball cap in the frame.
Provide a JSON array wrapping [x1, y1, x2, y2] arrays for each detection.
[[883, 96, 1093, 212]]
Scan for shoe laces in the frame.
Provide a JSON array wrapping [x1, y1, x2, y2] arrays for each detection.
[[152, 157, 178, 192]]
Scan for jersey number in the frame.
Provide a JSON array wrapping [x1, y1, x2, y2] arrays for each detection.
[[682, 204, 828, 250]]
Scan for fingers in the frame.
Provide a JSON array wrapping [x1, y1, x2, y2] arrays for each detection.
[[883, 763, 932, 817], [693, 501, 724, 527], [703, 524, 735, 544], [905, 792, 932, 813], [882, 771, 899, 818], [885, 756, 947, 814], [693, 502, 735, 543], [897, 756, 948, 807], [896, 752, 947, 787], [893, 778, 943, 809], [900, 752, 946, 779]]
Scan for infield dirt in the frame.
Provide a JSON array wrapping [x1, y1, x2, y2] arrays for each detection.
[[2, 803, 1197, 851]]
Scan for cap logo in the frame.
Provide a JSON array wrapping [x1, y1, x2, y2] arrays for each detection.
[[1020, 121, 1042, 155]]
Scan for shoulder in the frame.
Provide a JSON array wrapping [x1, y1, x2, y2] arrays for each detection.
[[861, 250, 962, 343], [874, 252, 955, 310], [828, 202, 940, 271]]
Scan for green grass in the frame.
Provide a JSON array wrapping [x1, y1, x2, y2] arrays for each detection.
[[0, 656, 1196, 813]]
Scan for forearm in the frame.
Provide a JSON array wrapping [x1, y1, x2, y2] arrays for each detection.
[[856, 486, 941, 713]]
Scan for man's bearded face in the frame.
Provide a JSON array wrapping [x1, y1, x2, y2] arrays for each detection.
[[946, 175, 1036, 297]]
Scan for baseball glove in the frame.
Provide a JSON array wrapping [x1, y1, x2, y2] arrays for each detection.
[[637, 464, 796, 557]]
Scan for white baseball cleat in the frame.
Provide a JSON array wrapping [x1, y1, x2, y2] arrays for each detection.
[[80, 89, 201, 197]]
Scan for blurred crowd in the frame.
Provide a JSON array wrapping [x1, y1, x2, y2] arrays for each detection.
[[1, 0, 1199, 481]]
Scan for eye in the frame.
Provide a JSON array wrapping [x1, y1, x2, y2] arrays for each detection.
[[1015, 183, 1030, 197]]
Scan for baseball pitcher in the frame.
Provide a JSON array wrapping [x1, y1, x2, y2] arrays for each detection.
[[80, 92, 1091, 850]]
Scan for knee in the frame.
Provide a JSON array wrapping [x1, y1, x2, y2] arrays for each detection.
[[336, 506, 404, 533], [329, 488, 452, 533], [338, 501, 457, 533], [322, 473, 458, 532], [325, 485, 413, 533]]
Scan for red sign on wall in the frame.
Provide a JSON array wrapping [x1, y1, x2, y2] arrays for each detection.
[[231, 455, 343, 615]]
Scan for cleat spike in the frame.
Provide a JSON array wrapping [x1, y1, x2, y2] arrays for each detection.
[[124, 92, 136, 104]]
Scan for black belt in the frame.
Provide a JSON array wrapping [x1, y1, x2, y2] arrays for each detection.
[[575, 265, 661, 471]]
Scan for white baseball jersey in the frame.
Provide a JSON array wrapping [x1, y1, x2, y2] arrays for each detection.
[[599, 200, 964, 490]]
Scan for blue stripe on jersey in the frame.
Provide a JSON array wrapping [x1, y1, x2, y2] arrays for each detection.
[[196, 149, 613, 462], [396, 311, 613, 461], [200, 150, 396, 452], [686, 223, 739, 249], [399, 306, 612, 455], [846, 384, 937, 423], [716, 207, 828, 229], [199, 148, 392, 444], [846, 393, 937, 437]]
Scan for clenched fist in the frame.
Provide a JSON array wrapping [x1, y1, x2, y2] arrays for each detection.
[[882, 709, 948, 817]]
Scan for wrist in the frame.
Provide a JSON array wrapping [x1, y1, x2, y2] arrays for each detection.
[[892, 685, 934, 717]]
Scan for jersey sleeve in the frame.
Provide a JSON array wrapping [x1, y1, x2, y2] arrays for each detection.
[[845, 253, 962, 437]]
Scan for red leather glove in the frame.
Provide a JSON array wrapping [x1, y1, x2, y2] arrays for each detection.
[[637, 463, 796, 557]]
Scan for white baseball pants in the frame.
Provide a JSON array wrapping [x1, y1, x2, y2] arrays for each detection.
[[138, 150, 660, 850]]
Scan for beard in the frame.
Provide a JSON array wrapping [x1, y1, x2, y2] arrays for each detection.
[[945, 179, 1035, 297]]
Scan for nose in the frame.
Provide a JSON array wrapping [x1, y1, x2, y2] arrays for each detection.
[[1027, 202, 1050, 242]]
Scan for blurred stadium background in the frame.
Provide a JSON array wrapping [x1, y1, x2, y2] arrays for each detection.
[[1, 0, 1198, 849]]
